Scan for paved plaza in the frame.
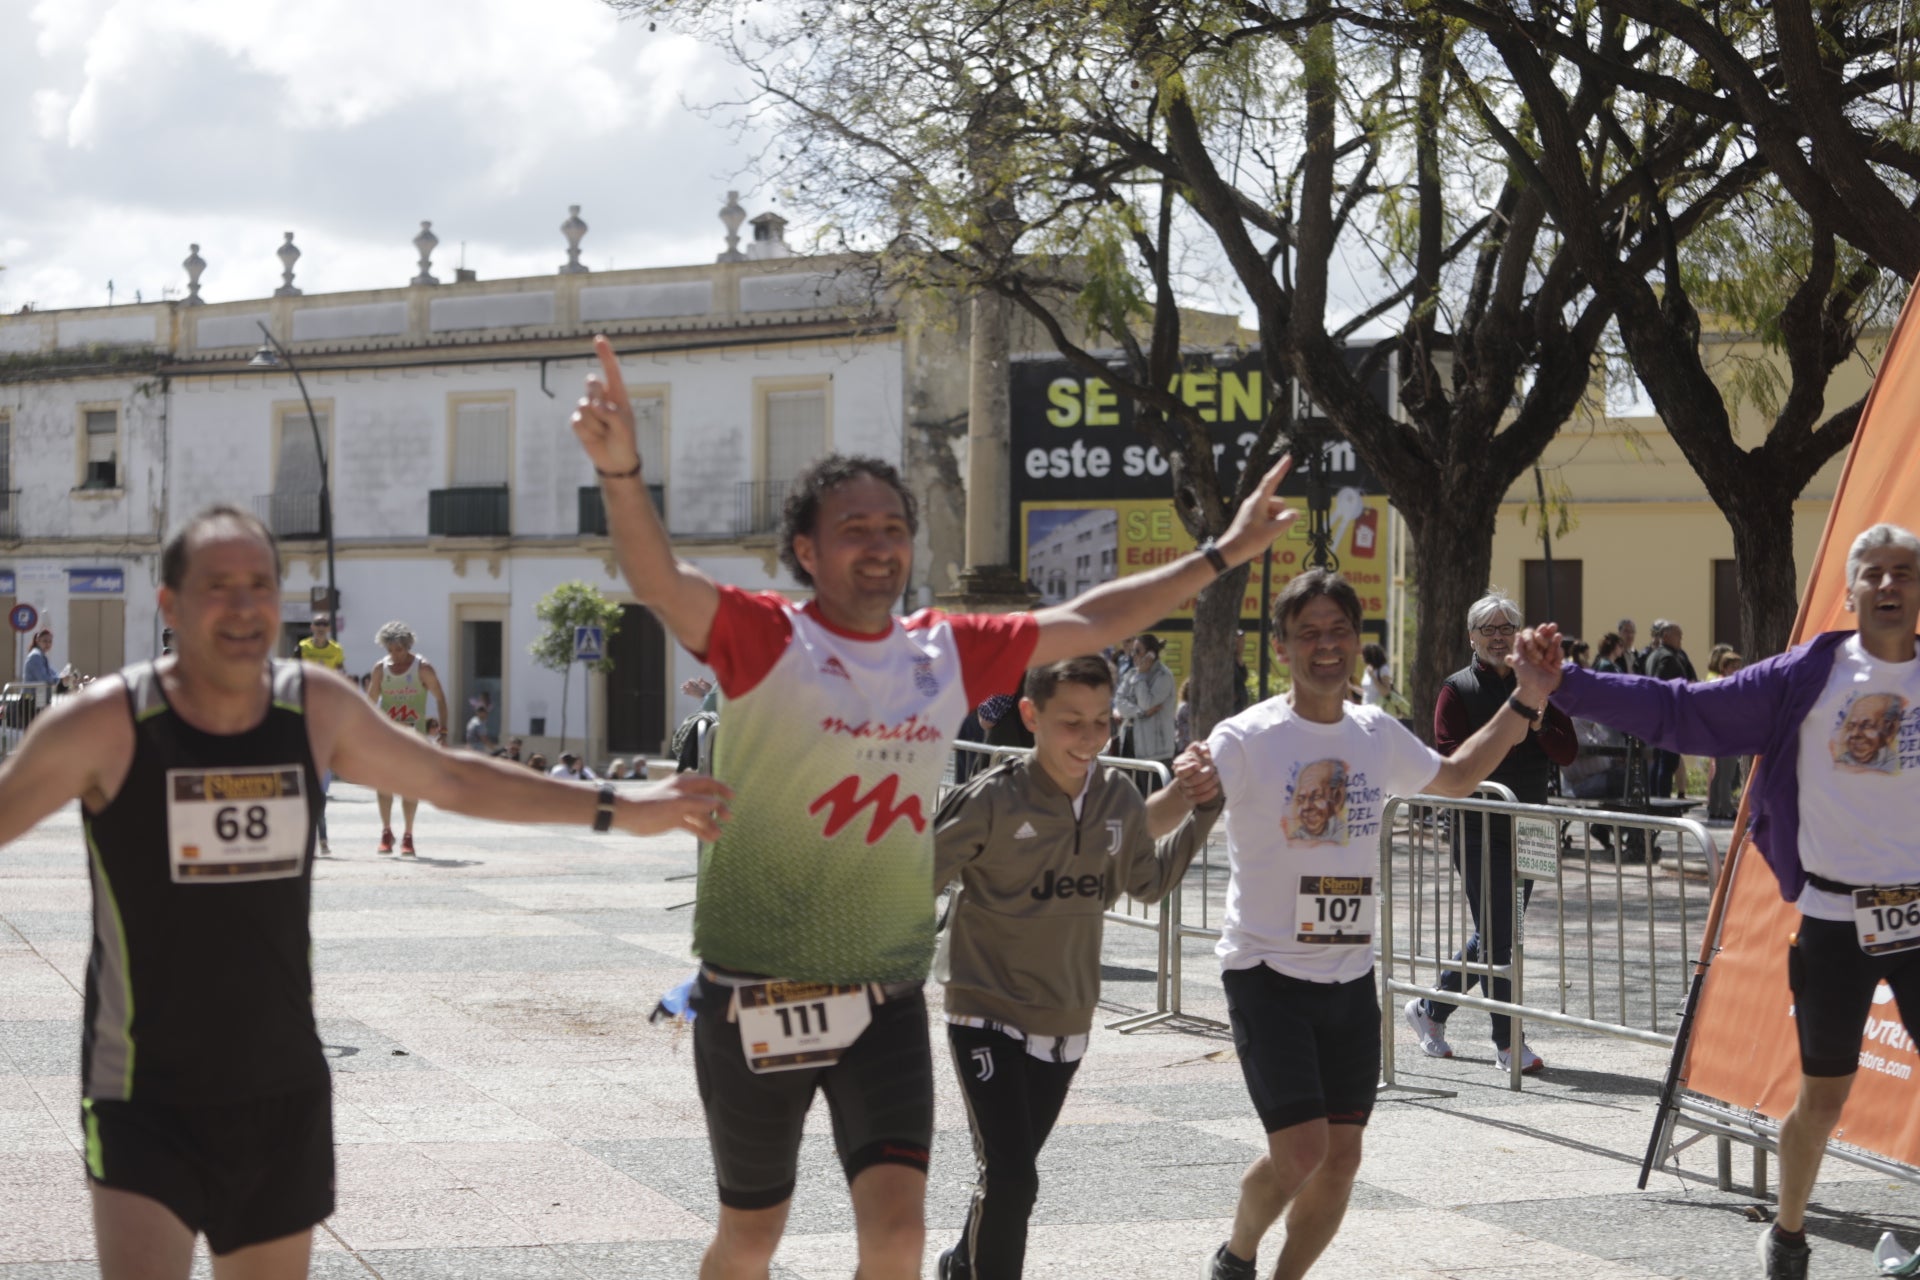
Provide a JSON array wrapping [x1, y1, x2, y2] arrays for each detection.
[[2, 783, 1915, 1278]]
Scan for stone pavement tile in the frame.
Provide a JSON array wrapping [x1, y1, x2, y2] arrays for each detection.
[[555, 1240, 808, 1279], [312, 882, 502, 911], [1463, 1187, 1902, 1280], [310, 909, 602, 941], [1350, 1102, 1661, 1206], [408, 1140, 711, 1243], [0, 881, 87, 913], [464, 880, 706, 914], [317, 1017, 440, 1075], [1068, 1078, 1255, 1124], [329, 1144, 544, 1251], [1286, 1205, 1672, 1280], [316, 932, 672, 975], [0, 1078, 77, 1154], [0, 1020, 78, 1079], [0, 956, 82, 1020], [0, 1152, 92, 1266], [356, 1243, 584, 1279], [333, 1070, 554, 1144], [447, 1066, 708, 1143], [0, 911, 92, 944]]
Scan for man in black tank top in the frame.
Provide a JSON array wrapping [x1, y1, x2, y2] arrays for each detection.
[[0, 505, 731, 1280]]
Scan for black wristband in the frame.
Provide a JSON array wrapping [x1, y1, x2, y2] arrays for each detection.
[[1506, 693, 1541, 723], [595, 458, 643, 479], [592, 783, 616, 832], [1199, 538, 1229, 576]]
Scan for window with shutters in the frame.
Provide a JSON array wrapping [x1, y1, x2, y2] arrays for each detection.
[[450, 395, 512, 487], [759, 383, 829, 487], [76, 404, 121, 491]]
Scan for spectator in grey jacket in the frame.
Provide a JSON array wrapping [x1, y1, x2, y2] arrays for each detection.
[[1114, 632, 1178, 779], [933, 655, 1223, 1279]]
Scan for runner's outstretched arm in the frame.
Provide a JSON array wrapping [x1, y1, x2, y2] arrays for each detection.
[[0, 682, 132, 846], [1028, 457, 1297, 667], [572, 335, 720, 655], [309, 668, 730, 839]]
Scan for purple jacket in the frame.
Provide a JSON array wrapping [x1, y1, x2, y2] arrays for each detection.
[[1550, 630, 1853, 902]]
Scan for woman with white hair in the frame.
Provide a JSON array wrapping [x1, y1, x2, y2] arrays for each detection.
[[1404, 590, 1576, 1074], [367, 620, 449, 856]]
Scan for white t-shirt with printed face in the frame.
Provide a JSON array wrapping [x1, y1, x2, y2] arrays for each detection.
[[1208, 698, 1444, 983], [1796, 635, 1920, 921]]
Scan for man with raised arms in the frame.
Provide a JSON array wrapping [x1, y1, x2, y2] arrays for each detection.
[[571, 335, 1299, 1280], [1518, 523, 1920, 1280], [1202, 570, 1561, 1280], [0, 505, 729, 1280]]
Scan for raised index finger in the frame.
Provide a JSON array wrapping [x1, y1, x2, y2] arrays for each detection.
[[593, 334, 629, 402], [1256, 453, 1294, 499]]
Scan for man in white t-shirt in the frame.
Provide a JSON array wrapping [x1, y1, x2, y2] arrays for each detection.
[[1536, 523, 1920, 1280], [1202, 570, 1562, 1280]]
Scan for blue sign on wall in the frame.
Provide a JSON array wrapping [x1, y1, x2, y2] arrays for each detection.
[[68, 568, 125, 595], [0, 571, 14, 595]]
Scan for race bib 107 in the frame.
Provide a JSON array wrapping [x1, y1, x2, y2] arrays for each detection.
[[1294, 874, 1375, 946]]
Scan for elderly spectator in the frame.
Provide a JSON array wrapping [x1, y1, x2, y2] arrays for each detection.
[[605, 758, 631, 781], [1404, 590, 1577, 1073], [1114, 633, 1178, 786], [1616, 618, 1643, 673], [1643, 620, 1699, 798]]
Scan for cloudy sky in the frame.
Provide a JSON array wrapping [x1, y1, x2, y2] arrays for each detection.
[[1, 0, 763, 312]]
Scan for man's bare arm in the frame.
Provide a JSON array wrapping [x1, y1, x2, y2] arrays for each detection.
[[0, 683, 133, 846], [309, 669, 730, 839], [1029, 457, 1296, 667], [573, 335, 720, 654]]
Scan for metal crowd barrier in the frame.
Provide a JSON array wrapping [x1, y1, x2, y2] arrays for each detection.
[[943, 740, 1182, 1031], [1379, 788, 1720, 1091], [0, 681, 55, 758]]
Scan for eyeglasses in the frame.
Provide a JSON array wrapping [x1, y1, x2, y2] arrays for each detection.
[[1475, 623, 1518, 638]]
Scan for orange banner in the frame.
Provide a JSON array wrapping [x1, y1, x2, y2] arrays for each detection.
[[1679, 285, 1920, 1161]]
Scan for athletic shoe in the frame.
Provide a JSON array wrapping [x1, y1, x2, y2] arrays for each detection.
[[936, 1244, 958, 1279], [1203, 1242, 1256, 1280], [378, 828, 395, 855], [1404, 997, 1454, 1059], [1757, 1225, 1810, 1279], [317, 840, 331, 859], [1496, 1042, 1545, 1074], [401, 833, 416, 858]]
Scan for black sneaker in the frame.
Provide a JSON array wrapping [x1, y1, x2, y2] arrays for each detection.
[[1757, 1226, 1810, 1280], [936, 1244, 958, 1279], [1204, 1242, 1256, 1280]]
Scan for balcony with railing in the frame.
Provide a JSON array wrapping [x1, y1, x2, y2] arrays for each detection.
[[428, 484, 511, 538], [0, 491, 17, 541], [734, 479, 792, 538], [254, 491, 327, 540], [577, 483, 666, 537]]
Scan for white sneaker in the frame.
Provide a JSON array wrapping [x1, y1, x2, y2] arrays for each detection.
[[1496, 1042, 1545, 1074], [1403, 998, 1453, 1059], [317, 839, 331, 858]]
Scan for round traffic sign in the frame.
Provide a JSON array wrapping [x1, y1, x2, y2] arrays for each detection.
[[9, 603, 37, 633]]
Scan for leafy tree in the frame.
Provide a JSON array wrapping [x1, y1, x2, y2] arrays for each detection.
[[529, 581, 622, 757], [613, 0, 1657, 737]]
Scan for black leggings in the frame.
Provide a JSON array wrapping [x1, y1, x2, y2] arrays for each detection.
[[944, 1024, 1081, 1279]]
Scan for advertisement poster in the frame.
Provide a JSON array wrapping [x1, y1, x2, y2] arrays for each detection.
[[1009, 349, 1393, 684]]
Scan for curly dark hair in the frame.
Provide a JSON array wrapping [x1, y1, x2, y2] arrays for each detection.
[[778, 454, 919, 588]]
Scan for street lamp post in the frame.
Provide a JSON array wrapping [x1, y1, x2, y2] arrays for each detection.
[[249, 322, 337, 624]]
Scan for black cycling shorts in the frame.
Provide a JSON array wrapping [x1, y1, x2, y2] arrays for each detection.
[[82, 1085, 334, 1255], [690, 971, 934, 1210], [1788, 915, 1920, 1078], [1224, 962, 1380, 1133]]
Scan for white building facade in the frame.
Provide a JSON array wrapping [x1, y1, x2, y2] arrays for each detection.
[[0, 235, 975, 764]]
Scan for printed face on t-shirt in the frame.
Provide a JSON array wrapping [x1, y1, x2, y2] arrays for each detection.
[[1285, 758, 1349, 844], [1833, 692, 1904, 774]]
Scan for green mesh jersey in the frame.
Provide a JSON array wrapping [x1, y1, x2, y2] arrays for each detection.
[[694, 588, 1035, 983]]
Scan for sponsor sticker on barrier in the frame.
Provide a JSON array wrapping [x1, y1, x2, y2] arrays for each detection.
[[1515, 818, 1561, 880]]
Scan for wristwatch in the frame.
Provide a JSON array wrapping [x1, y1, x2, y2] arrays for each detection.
[[592, 783, 616, 833], [1506, 693, 1542, 724], [1198, 537, 1229, 576]]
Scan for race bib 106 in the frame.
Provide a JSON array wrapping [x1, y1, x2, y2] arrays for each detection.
[[736, 980, 872, 1074], [1294, 874, 1375, 946], [1854, 884, 1920, 957], [166, 767, 309, 884]]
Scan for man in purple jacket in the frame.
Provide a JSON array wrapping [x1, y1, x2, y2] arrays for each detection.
[[1517, 523, 1920, 1280]]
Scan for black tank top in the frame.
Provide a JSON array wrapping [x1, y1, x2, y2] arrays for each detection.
[[81, 659, 328, 1103]]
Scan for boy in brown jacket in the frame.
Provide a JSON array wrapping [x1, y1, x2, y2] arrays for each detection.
[[932, 655, 1223, 1278]]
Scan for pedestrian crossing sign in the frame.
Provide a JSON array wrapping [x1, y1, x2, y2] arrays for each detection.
[[574, 625, 604, 662]]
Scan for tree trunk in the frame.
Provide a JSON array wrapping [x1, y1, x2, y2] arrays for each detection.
[[1399, 500, 1498, 746], [1721, 483, 1803, 660], [1189, 562, 1252, 744]]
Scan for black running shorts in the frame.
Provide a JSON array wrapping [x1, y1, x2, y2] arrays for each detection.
[[82, 1085, 334, 1255], [1788, 915, 1920, 1078], [690, 971, 934, 1210], [1223, 962, 1380, 1133]]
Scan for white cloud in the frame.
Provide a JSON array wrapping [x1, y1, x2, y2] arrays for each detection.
[[0, 0, 765, 311]]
